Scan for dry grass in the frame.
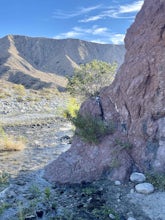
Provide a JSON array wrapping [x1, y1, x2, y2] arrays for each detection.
[[0, 126, 26, 151], [0, 81, 12, 99], [0, 136, 26, 151], [13, 84, 26, 96]]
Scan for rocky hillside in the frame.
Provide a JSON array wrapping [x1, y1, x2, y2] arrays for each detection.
[[0, 35, 125, 89]]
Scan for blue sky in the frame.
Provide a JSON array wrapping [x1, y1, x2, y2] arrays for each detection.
[[0, 0, 144, 44]]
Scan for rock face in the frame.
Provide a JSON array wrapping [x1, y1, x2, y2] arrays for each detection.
[[0, 35, 125, 89], [44, 0, 165, 183], [109, 0, 165, 173]]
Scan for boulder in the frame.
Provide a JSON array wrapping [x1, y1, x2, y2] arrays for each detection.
[[44, 0, 165, 183], [44, 95, 133, 183]]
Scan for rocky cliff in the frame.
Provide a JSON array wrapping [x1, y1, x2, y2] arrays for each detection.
[[0, 35, 125, 89], [44, 0, 165, 183], [107, 0, 165, 174]]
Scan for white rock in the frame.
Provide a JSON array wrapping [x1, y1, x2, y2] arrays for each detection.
[[135, 182, 154, 194], [109, 213, 115, 219], [130, 172, 146, 183], [127, 217, 137, 220], [130, 189, 135, 194], [115, 180, 121, 186]]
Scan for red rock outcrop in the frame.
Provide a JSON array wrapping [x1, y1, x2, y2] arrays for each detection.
[[44, 0, 165, 183], [109, 0, 165, 172]]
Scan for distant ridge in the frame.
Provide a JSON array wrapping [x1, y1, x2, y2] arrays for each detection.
[[0, 35, 125, 89]]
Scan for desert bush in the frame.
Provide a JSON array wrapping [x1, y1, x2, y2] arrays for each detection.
[[67, 60, 117, 98], [0, 126, 26, 151], [71, 114, 115, 143], [63, 97, 80, 119], [13, 84, 26, 96], [39, 87, 59, 99], [0, 91, 11, 99], [16, 96, 24, 102], [0, 171, 10, 185]]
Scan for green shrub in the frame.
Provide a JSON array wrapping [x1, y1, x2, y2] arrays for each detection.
[[67, 60, 117, 98], [63, 97, 80, 119], [71, 114, 115, 143], [91, 206, 120, 220], [0, 171, 10, 185], [0, 203, 10, 215], [82, 186, 96, 196], [44, 187, 51, 200], [146, 172, 165, 190]]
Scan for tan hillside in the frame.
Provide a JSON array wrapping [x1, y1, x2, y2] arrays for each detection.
[[0, 35, 125, 89]]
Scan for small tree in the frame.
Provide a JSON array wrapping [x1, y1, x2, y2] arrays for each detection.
[[67, 60, 117, 98]]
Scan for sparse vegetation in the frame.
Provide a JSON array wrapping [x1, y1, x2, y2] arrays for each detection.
[[82, 187, 97, 196], [91, 206, 120, 220], [0, 171, 10, 185], [146, 172, 165, 190], [18, 202, 25, 220], [29, 184, 41, 198], [0, 125, 26, 151], [0, 91, 11, 99], [13, 84, 26, 96], [71, 114, 115, 143], [67, 60, 117, 98], [0, 203, 10, 216], [62, 97, 80, 119], [39, 87, 59, 100], [44, 187, 51, 200], [115, 139, 133, 150]]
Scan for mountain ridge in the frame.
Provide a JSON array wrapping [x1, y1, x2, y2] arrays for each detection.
[[0, 35, 125, 89]]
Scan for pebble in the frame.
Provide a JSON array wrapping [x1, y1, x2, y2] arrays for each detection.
[[24, 215, 36, 220], [130, 189, 135, 194], [130, 172, 146, 183], [135, 182, 154, 194], [115, 180, 121, 186], [109, 213, 116, 219], [7, 190, 16, 198]]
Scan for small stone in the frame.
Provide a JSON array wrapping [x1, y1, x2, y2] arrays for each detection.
[[127, 217, 136, 220], [109, 213, 116, 219], [116, 193, 121, 199], [15, 180, 26, 186], [135, 182, 154, 194], [34, 140, 40, 145], [7, 191, 16, 198], [130, 189, 134, 194], [130, 172, 146, 183], [24, 215, 36, 220], [115, 180, 121, 186]]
